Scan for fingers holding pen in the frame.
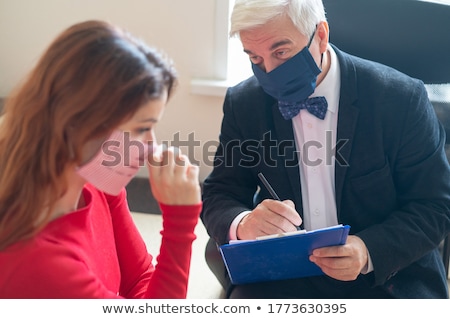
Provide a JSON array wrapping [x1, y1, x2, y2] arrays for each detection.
[[237, 199, 302, 240], [264, 199, 302, 228], [255, 172, 302, 230]]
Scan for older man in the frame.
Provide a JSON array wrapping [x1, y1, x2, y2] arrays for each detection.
[[201, 0, 450, 298]]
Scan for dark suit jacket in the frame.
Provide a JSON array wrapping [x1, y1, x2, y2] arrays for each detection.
[[201, 46, 450, 298]]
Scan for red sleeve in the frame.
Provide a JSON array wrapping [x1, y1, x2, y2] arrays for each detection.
[[108, 190, 202, 299], [145, 203, 202, 299], [106, 190, 154, 298]]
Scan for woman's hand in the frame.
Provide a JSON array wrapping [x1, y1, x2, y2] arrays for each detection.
[[147, 146, 201, 206]]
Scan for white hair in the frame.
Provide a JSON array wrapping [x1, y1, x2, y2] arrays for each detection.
[[230, 0, 326, 38]]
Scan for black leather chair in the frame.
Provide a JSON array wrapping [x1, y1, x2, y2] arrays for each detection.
[[204, 0, 450, 291], [323, 0, 450, 278]]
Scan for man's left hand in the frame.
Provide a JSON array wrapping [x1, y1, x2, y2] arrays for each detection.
[[309, 235, 368, 281]]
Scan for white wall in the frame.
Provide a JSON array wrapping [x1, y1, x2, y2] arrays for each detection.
[[0, 0, 225, 181]]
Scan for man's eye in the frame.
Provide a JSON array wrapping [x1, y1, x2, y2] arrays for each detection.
[[275, 50, 287, 58], [249, 56, 262, 64]]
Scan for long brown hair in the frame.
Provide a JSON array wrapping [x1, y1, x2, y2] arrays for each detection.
[[0, 20, 177, 250]]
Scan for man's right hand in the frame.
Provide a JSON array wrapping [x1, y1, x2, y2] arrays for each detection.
[[236, 199, 302, 240]]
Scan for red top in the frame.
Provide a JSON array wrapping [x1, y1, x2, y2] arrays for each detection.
[[0, 184, 202, 298]]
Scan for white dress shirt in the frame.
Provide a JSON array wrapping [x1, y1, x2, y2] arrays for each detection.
[[292, 44, 340, 231]]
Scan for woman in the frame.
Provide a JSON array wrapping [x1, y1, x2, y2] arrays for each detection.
[[0, 20, 202, 298]]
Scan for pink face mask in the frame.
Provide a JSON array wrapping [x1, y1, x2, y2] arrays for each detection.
[[76, 130, 150, 195]]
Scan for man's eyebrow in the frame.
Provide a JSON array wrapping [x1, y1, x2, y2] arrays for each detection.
[[269, 39, 293, 51], [243, 39, 293, 55]]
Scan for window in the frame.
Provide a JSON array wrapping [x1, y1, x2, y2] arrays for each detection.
[[420, 0, 450, 4], [190, 0, 251, 97], [226, 1, 253, 84]]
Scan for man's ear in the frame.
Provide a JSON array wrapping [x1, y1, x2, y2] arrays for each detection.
[[317, 21, 330, 54]]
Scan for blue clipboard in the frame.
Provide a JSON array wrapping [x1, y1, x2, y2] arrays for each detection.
[[219, 225, 351, 285]]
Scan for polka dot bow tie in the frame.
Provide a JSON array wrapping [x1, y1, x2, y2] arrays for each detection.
[[278, 96, 328, 120]]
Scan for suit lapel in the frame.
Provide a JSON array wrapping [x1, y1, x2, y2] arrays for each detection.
[[333, 48, 359, 215], [271, 102, 303, 214]]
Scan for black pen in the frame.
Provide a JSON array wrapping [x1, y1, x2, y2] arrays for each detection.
[[258, 172, 301, 230], [258, 172, 280, 200]]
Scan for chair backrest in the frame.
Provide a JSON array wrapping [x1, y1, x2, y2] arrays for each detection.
[[323, 0, 450, 277], [323, 0, 450, 84]]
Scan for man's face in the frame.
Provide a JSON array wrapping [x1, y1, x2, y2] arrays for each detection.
[[240, 14, 320, 73]]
